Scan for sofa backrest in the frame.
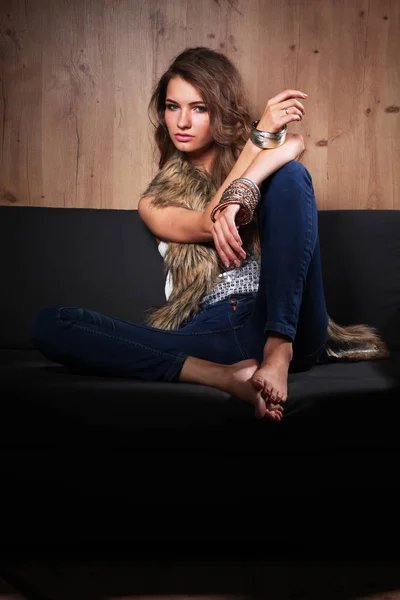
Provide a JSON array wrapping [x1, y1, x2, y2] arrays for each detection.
[[1, 207, 399, 351], [318, 210, 400, 352], [1, 207, 165, 349]]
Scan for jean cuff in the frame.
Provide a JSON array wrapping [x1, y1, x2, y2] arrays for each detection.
[[265, 322, 296, 341], [164, 353, 188, 382]]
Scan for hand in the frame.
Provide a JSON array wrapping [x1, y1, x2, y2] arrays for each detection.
[[211, 204, 247, 269], [257, 89, 307, 133]]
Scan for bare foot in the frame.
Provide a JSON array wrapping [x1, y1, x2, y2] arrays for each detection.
[[225, 359, 284, 421], [251, 333, 292, 404], [251, 360, 289, 405]]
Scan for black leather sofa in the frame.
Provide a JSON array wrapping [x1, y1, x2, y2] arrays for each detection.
[[1, 206, 400, 555]]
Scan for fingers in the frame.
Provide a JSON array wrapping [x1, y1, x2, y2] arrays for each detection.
[[280, 98, 305, 118], [269, 89, 308, 104], [271, 100, 305, 129], [261, 90, 307, 130], [220, 212, 243, 248], [220, 218, 246, 264], [212, 231, 230, 268], [212, 216, 246, 269]]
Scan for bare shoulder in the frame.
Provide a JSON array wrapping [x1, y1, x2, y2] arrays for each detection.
[[137, 195, 154, 219]]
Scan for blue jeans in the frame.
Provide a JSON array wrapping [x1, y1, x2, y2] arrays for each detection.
[[31, 161, 328, 381]]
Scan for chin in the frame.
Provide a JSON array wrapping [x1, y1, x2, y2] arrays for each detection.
[[174, 143, 200, 153]]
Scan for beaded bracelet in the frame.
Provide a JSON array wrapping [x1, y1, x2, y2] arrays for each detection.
[[210, 177, 261, 226]]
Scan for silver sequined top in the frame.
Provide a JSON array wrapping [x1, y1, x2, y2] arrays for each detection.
[[158, 242, 260, 306]]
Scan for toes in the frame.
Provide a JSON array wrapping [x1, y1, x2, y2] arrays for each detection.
[[264, 393, 284, 421], [265, 408, 280, 421], [254, 392, 267, 419], [266, 399, 283, 413], [264, 388, 286, 405], [255, 393, 280, 421], [252, 377, 264, 392], [265, 403, 282, 421], [253, 379, 286, 421], [264, 386, 278, 402]]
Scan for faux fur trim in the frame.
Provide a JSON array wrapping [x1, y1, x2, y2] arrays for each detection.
[[326, 317, 389, 361], [142, 152, 223, 330]]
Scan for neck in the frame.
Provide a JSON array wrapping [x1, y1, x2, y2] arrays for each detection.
[[186, 143, 216, 173]]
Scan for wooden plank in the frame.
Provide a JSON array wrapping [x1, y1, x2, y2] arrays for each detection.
[[113, 0, 156, 210], [385, 0, 400, 209], [40, 0, 85, 208], [0, 0, 43, 207], [224, 0, 260, 117], [293, 0, 333, 210], [186, 0, 227, 56], [326, 0, 370, 209], [361, 0, 399, 209]]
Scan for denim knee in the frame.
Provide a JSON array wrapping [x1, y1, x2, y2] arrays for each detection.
[[270, 160, 311, 186], [259, 160, 314, 207]]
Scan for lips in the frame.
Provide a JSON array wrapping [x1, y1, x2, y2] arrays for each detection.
[[175, 134, 194, 141]]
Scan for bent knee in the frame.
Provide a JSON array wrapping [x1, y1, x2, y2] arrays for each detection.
[[278, 159, 311, 180], [263, 160, 313, 195]]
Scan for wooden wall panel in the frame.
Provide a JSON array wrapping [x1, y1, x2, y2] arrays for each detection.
[[327, 0, 370, 209], [0, 0, 43, 206], [113, 0, 155, 208], [389, 0, 400, 210], [0, 0, 399, 210], [294, 0, 333, 210]]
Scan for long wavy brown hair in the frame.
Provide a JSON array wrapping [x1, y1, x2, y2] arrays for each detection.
[[148, 46, 252, 189]]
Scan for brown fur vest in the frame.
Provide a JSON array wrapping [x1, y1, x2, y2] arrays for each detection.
[[142, 152, 388, 361]]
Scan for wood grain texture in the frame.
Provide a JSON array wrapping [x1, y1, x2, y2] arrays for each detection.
[[0, 0, 399, 209]]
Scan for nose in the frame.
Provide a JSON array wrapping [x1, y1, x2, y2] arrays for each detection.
[[177, 108, 191, 130]]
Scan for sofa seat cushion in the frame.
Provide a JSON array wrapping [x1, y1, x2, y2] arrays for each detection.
[[2, 349, 399, 450]]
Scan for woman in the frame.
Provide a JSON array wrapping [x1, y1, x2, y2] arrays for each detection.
[[31, 47, 386, 421]]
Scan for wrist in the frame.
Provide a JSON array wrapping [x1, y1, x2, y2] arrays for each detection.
[[210, 178, 260, 227], [250, 121, 287, 149], [244, 135, 264, 158], [202, 209, 214, 235]]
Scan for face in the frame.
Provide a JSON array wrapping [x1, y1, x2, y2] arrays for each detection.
[[164, 76, 215, 161]]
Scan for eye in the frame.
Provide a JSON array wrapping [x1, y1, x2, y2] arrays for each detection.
[[165, 103, 178, 111], [194, 105, 208, 113]]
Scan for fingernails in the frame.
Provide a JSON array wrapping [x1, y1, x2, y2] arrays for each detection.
[[302, 93, 308, 97]]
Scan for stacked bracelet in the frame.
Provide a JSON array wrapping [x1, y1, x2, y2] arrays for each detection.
[[210, 177, 261, 226]]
